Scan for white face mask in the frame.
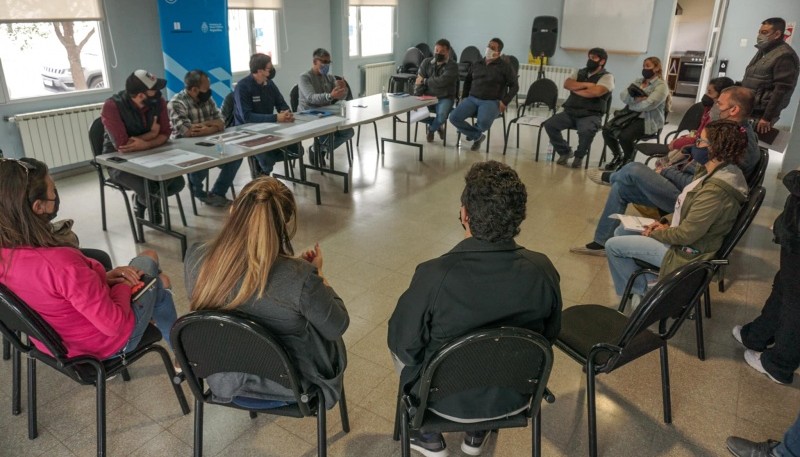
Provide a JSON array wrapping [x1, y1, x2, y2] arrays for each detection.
[[485, 47, 498, 60]]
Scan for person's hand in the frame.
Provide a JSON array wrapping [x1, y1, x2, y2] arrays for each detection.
[[415, 75, 424, 85], [150, 116, 160, 135], [756, 118, 772, 134], [498, 101, 507, 113], [188, 124, 206, 137], [106, 266, 143, 287], [642, 221, 668, 237], [331, 86, 347, 100], [118, 136, 148, 152], [301, 243, 324, 271], [277, 110, 294, 122]]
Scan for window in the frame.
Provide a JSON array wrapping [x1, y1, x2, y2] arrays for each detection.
[[348, 5, 394, 57], [228, 8, 279, 74], [0, 0, 108, 101]]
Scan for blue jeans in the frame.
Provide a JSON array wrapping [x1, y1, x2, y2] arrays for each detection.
[[775, 410, 800, 456], [594, 162, 681, 246], [255, 142, 303, 175], [122, 255, 178, 352], [605, 226, 668, 296], [449, 96, 500, 141], [317, 128, 355, 152], [422, 97, 455, 133], [542, 111, 602, 159], [188, 159, 242, 198]]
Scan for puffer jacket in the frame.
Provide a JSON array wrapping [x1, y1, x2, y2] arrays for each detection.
[[773, 170, 800, 254]]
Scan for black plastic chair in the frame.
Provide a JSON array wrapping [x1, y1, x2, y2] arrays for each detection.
[[221, 92, 236, 129], [636, 102, 705, 165], [415, 42, 433, 59], [392, 327, 555, 457], [746, 147, 770, 192], [555, 260, 716, 457], [0, 283, 189, 456], [458, 46, 482, 82], [504, 78, 558, 156], [389, 48, 425, 94], [171, 310, 350, 457]]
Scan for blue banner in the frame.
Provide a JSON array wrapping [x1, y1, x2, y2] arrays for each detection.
[[157, 0, 231, 106]]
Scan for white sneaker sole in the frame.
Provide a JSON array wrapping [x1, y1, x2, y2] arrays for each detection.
[[461, 433, 491, 456], [732, 325, 743, 346], [744, 349, 788, 385], [410, 443, 449, 457], [569, 247, 606, 257]]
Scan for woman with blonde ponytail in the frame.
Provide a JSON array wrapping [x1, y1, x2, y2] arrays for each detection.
[[184, 177, 348, 409]]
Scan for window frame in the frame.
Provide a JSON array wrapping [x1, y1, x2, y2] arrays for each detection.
[[348, 5, 394, 59], [228, 7, 280, 81]]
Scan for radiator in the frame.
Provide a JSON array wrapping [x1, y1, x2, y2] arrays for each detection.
[[361, 61, 396, 97], [518, 64, 575, 102], [11, 103, 103, 168]]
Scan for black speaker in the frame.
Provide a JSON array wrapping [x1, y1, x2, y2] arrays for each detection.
[[530, 16, 558, 58]]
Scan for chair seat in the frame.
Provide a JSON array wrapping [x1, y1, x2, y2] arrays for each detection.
[[633, 258, 660, 270], [557, 305, 664, 372], [417, 409, 529, 434], [635, 143, 670, 157]]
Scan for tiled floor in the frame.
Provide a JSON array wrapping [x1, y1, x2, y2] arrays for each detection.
[[2, 109, 798, 457]]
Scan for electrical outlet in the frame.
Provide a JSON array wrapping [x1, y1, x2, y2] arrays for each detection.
[[740, 38, 748, 47]]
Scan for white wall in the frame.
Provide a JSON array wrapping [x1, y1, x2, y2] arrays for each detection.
[[670, 0, 714, 53]]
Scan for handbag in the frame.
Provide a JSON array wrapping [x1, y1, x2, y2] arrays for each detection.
[[602, 107, 640, 139]]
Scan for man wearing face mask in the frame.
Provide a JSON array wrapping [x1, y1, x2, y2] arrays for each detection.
[[168, 69, 241, 207], [741, 17, 799, 134], [414, 38, 459, 143], [233, 53, 303, 176], [449, 37, 518, 151], [101, 69, 186, 223], [544, 48, 614, 169], [571, 85, 760, 256], [297, 48, 354, 166]]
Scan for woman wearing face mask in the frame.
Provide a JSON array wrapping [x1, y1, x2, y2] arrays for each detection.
[[0, 157, 180, 363], [602, 56, 669, 171]]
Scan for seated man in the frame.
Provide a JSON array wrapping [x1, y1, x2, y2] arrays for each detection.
[[168, 69, 242, 207], [449, 38, 518, 151], [298, 48, 354, 166], [388, 161, 562, 457], [571, 86, 760, 256], [543, 48, 613, 169], [101, 69, 185, 223], [414, 38, 459, 142], [233, 53, 302, 176]]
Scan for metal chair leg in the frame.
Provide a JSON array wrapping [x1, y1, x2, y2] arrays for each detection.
[[704, 285, 712, 318], [27, 357, 38, 440], [317, 400, 327, 457], [120, 190, 139, 243], [339, 384, 350, 433], [533, 408, 542, 457], [586, 368, 598, 457], [194, 397, 204, 457], [249, 411, 257, 419], [392, 395, 402, 441], [96, 371, 106, 457], [3, 336, 9, 360], [695, 299, 706, 361], [121, 368, 131, 382], [99, 177, 108, 231], [175, 194, 188, 227], [719, 265, 726, 292], [188, 186, 199, 216], [400, 409, 411, 457], [12, 344, 20, 416], [659, 345, 672, 423]]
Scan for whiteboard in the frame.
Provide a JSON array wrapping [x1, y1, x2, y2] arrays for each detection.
[[560, 0, 655, 54]]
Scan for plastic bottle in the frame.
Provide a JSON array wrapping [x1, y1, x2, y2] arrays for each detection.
[[216, 135, 225, 156], [545, 143, 554, 162], [340, 102, 347, 118], [381, 85, 389, 107]]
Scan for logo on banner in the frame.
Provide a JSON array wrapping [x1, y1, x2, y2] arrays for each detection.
[[201, 22, 209, 33], [173, 22, 181, 31], [165, 0, 178, 4]]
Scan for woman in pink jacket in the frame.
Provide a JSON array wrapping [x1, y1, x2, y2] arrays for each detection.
[[0, 157, 177, 360]]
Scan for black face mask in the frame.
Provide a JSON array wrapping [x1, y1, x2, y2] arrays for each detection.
[[46, 189, 60, 221], [585, 59, 600, 71], [268, 68, 276, 80], [641, 69, 655, 79], [701, 94, 714, 107], [434, 53, 446, 63], [146, 91, 161, 107], [197, 90, 212, 103]]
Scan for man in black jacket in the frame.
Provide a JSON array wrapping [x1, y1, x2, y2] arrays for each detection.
[[388, 161, 562, 457], [448, 38, 518, 151], [414, 38, 459, 143]]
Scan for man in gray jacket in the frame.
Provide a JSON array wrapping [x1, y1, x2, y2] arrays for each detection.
[[414, 38, 459, 142]]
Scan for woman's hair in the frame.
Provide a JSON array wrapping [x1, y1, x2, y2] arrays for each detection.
[[0, 158, 60, 251], [709, 76, 735, 95], [460, 161, 527, 242], [190, 177, 297, 310], [704, 119, 748, 165], [644, 56, 664, 79]]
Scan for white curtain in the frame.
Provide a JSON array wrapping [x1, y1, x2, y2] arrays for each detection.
[[0, 0, 103, 22]]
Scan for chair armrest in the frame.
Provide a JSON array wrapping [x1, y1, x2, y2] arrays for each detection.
[[587, 343, 623, 371], [618, 267, 660, 312]]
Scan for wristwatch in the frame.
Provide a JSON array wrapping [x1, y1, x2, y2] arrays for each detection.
[[326, 93, 332, 102]]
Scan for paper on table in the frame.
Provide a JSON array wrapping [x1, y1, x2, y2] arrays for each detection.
[[208, 131, 252, 142], [609, 214, 656, 233], [409, 107, 431, 123], [127, 149, 214, 168], [242, 123, 279, 133], [277, 116, 343, 135]]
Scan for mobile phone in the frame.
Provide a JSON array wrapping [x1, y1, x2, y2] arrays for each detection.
[[131, 274, 158, 303], [107, 156, 127, 163], [196, 141, 215, 147]]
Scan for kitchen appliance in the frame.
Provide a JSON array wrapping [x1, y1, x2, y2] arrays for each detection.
[[675, 50, 705, 97]]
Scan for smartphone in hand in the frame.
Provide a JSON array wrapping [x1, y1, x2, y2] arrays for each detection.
[[131, 275, 158, 303]]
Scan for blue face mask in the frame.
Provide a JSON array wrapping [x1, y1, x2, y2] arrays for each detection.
[[320, 64, 330, 76], [691, 145, 709, 165]]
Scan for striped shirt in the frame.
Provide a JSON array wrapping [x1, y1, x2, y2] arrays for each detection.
[[167, 90, 224, 139]]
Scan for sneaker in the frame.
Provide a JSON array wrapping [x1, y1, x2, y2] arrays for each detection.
[[409, 430, 448, 457], [587, 169, 611, 186], [437, 125, 446, 140], [426, 127, 435, 143], [732, 325, 744, 346], [725, 436, 780, 457], [569, 242, 606, 256], [133, 196, 163, 225], [198, 193, 231, 207], [570, 157, 583, 168], [744, 349, 789, 385], [133, 196, 146, 219], [556, 152, 574, 166], [470, 134, 486, 151], [629, 294, 643, 310], [461, 430, 490, 456]]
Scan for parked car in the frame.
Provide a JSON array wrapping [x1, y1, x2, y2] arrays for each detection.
[[41, 51, 105, 92]]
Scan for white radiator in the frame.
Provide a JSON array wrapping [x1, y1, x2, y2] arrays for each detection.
[[518, 64, 575, 103], [11, 103, 103, 168], [362, 61, 395, 97]]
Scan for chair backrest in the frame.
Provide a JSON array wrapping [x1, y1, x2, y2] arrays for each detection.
[[0, 283, 68, 359], [448, 47, 458, 63], [88, 117, 105, 158], [523, 78, 558, 111], [715, 186, 766, 262], [290, 84, 299, 112], [400, 47, 425, 73], [675, 102, 706, 136], [415, 42, 433, 58], [746, 148, 769, 191], [505, 55, 520, 77], [171, 310, 314, 414], [221, 92, 236, 128], [459, 46, 482, 64], [335, 75, 354, 101], [616, 261, 715, 352], [410, 327, 553, 429]]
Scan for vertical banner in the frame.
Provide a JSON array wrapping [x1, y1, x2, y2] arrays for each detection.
[[157, 0, 231, 106]]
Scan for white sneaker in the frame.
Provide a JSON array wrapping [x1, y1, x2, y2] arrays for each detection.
[[744, 349, 788, 385], [461, 431, 491, 456], [630, 294, 643, 310], [732, 325, 743, 346]]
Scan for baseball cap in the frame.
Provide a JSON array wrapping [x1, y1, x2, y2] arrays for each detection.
[[126, 69, 167, 94]]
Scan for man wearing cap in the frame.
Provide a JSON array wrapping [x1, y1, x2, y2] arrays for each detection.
[[101, 69, 185, 223], [233, 53, 303, 176], [169, 69, 241, 207]]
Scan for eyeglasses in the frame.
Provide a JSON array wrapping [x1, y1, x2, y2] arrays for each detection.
[[316, 59, 332, 65], [0, 158, 35, 180]]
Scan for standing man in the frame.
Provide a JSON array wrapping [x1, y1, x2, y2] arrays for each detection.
[[543, 48, 613, 169], [298, 48, 354, 166], [233, 53, 303, 176], [741, 17, 799, 134], [168, 69, 241, 207], [414, 38, 459, 142], [388, 161, 562, 457], [449, 38, 518, 151], [101, 69, 185, 223]]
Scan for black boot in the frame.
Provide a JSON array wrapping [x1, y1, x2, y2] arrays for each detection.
[[604, 155, 624, 171]]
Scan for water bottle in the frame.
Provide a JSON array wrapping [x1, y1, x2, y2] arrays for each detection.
[[340, 102, 347, 118], [215, 135, 225, 156], [545, 143, 554, 162], [381, 85, 389, 107]]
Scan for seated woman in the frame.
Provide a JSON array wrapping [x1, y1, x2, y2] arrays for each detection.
[[604, 120, 749, 303], [602, 56, 669, 171], [0, 157, 178, 360], [184, 177, 348, 409]]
